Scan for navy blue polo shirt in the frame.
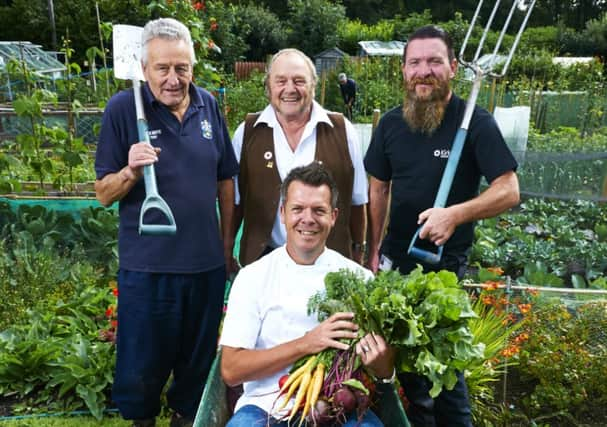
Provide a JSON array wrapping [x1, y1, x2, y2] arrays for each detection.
[[95, 83, 238, 273]]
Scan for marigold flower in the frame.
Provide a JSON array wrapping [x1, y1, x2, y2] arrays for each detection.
[[514, 332, 529, 344]]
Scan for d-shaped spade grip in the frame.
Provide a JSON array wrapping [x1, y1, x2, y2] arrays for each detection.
[[407, 227, 444, 265], [133, 79, 177, 236]]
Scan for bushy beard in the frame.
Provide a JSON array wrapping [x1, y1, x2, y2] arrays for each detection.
[[402, 77, 450, 135]]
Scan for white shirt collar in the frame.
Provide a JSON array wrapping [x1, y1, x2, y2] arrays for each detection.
[[254, 100, 334, 129]]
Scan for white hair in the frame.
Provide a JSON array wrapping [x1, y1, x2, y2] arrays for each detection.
[[141, 18, 196, 65], [264, 48, 318, 97]]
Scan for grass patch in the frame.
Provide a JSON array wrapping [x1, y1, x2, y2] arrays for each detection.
[[0, 415, 172, 426]]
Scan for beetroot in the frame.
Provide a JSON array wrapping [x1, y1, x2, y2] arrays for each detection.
[[354, 389, 371, 412], [308, 398, 332, 425], [333, 387, 356, 413]]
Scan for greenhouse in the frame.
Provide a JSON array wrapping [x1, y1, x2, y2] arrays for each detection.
[[0, 41, 66, 102]]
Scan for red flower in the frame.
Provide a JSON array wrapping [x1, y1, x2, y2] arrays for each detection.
[[105, 306, 113, 318], [193, 1, 203, 10], [210, 21, 218, 31], [112, 287, 119, 297], [111, 320, 118, 329]]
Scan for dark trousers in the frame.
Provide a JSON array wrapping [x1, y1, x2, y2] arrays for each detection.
[[399, 371, 473, 427], [113, 267, 226, 420]]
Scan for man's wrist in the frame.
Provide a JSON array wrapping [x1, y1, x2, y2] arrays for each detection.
[[120, 166, 139, 183], [352, 241, 367, 253], [375, 367, 396, 384]]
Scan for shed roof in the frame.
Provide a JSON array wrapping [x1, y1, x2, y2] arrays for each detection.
[[358, 40, 405, 56], [314, 47, 348, 59]]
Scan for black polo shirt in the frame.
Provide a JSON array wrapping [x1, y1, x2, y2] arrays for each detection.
[[364, 94, 517, 270]]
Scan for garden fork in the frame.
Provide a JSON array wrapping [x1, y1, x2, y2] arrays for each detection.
[[407, 0, 536, 264]]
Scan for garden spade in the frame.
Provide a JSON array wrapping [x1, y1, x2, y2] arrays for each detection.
[[407, 0, 535, 264], [112, 24, 177, 236]]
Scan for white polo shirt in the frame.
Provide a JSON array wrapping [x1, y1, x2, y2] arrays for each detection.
[[219, 246, 373, 415], [232, 101, 369, 248]]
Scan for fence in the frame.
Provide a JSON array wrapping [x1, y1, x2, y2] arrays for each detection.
[[234, 61, 266, 81], [0, 106, 103, 145]]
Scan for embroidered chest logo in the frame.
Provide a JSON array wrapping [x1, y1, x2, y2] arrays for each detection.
[[433, 149, 450, 159], [147, 129, 162, 140], [200, 119, 213, 140]]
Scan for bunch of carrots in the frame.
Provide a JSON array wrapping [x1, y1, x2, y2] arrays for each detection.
[[271, 348, 372, 426]]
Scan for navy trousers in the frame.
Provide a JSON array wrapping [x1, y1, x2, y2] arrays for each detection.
[[113, 267, 226, 420], [399, 371, 473, 427]]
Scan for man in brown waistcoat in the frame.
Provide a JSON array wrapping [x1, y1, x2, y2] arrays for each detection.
[[231, 48, 368, 266]]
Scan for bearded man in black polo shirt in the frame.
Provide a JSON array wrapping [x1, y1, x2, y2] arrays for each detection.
[[364, 25, 520, 427]]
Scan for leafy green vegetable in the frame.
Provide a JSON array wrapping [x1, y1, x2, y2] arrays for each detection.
[[308, 266, 485, 397]]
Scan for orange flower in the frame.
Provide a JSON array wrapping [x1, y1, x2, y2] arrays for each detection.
[[518, 303, 532, 314], [486, 267, 504, 276], [526, 288, 539, 297], [501, 345, 520, 357], [482, 294, 496, 306], [484, 281, 500, 291], [208, 40, 215, 49], [514, 332, 529, 344]]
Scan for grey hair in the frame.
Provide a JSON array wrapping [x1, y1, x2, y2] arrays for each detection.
[[264, 48, 318, 98], [141, 18, 197, 65]]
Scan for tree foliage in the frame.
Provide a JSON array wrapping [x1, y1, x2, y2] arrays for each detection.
[[286, 0, 346, 57]]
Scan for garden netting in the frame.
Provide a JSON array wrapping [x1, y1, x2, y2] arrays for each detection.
[[514, 151, 607, 202]]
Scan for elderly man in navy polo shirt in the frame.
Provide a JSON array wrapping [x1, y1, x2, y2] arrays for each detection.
[[94, 18, 238, 427]]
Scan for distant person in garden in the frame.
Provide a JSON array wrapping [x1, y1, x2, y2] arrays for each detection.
[[338, 72, 357, 120], [94, 17, 238, 427], [220, 162, 393, 426], [364, 25, 520, 427], [231, 48, 368, 267]]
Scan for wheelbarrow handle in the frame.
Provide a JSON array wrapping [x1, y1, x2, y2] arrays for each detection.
[[407, 227, 444, 265], [133, 79, 177, 236]]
